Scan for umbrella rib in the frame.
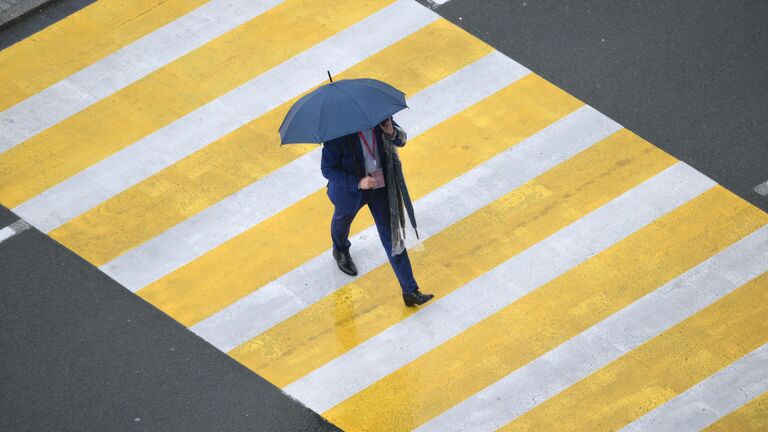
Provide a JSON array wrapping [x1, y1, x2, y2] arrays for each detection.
[[335, 84, 376, 127], [317, 90, 329, 143]]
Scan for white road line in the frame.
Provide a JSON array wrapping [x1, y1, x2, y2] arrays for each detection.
[[191, 106, 623, 352], [754, 179, 768, 196], [285, 163, 715, 413], [0, 0, 284, 152], [621, 343, 768, 432], [101, 51, 529, 292], [416, 224, 768, 432], [0, 219, 30, 244], [13, 0, 438, 233]]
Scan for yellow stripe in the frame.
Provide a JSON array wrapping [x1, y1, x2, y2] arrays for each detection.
[[49, 19, 494, 266], [138, 73, 584, 327], [322, 182, 766, 431], [501, 270, 768, 432], [232, 129, 676, 391], [704, 391, 768, 432], [0, 0, 395, 208], [0, 0, 207, 110]]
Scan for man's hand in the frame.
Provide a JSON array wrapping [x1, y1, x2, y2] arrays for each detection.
[[380, 118, 395, 138], [359, 174, 376, 190]]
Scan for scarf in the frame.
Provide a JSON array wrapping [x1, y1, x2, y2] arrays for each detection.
[[382, 124, 419, 256]]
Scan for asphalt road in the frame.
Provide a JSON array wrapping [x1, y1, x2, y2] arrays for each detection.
[[1, 1, 765, 431], [0, 206, 340, 431], [419, 0, 768, 213]]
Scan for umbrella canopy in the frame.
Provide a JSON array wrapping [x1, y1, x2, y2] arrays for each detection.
[[279, 77, 407, 144]]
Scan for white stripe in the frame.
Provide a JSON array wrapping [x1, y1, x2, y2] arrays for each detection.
[[13, 0, 438, 233], [0, 0, 283, 152], [192, 106, 623, 352], [0, 226, 15, 243], [285, 163, 716, 413], [0, 219, 30, 244], [622, 343, 768, 432], [754, 180, 768, 196], [417, 224, 768, 432], [101, 51, 529, 292]]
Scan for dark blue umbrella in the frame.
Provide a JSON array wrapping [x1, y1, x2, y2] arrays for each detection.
[[279, 73, 407, 144]]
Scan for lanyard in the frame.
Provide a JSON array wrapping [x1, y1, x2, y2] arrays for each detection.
[[358, 130, 378, 164]]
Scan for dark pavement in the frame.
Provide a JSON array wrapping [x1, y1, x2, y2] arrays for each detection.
[[0, 205, 340, 432], [419, 0, 768, 213]]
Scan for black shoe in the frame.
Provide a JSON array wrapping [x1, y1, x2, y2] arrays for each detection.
[[403, 289, 434, 307], [332, 248, 358, 276]]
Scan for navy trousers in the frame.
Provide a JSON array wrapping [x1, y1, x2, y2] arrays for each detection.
[[330, 186, 418, 295]]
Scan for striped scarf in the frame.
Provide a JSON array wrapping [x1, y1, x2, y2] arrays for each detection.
[[382, 124, 419, 256]]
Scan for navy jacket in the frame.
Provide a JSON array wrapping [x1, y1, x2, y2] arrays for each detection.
[[321, 121, 406, 215]]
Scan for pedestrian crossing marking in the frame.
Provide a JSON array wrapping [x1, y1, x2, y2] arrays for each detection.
[[0, 0, 283, 152], [501, 271, 768, 432], [623, 343, 768, 431], [0, 0, 396, 209], [192, 106, 623, 353], [49, 18, 494, 266], [2, 1, 767, 430], [289, 163, 717, 414], [325, 186, 764, 431], [0, 0, 207, 111], [101, 51, 527, 294], [230, 128, 676, 389], [11, 0, 436, 235], [704, 390, 768, 431], [137, 73, 582, 327]]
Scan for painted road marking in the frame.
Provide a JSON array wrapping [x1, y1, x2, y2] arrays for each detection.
[[0, 219, 30, 244], [101, 51, 529, 293], [319, 188, 765, 431], [704, 391, 768, 431], [11, 0, 437, 234], [0, 0, 283, 153], [293, 163, 714, 414], [500, 271, 768, 431], [191, 107, 623, 352], [50, 19, 495, 267], [0, 0, 399, 210], [501, 273, 768, 431], [418, 225, 768, 431], [4, 1, 767, 430], [231, 130, 678, 390], [622, 343, 768, 432], [754, 179, 768, 196], [140, 72, 583, 327], [0, 0, 209, 111]]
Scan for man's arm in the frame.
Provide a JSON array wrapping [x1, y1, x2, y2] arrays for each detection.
[[321, 138, 362, 192]]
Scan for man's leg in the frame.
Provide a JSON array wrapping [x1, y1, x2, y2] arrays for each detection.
[[366, 188, 419, 295], [330, 208, 355, 253], [330, 198, 365, 276]]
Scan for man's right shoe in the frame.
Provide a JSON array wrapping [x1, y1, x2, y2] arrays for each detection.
[[332, 248, 358, 276], [403, 289, 434, 307]]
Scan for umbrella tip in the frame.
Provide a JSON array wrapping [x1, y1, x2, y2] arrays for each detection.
[[327, 70, 333, 83]]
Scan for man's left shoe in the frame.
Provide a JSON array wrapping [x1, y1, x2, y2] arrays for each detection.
[[403, 289, 434, 307]]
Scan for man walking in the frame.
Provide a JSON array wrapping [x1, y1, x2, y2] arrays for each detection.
[[321, 117, 434, 307]]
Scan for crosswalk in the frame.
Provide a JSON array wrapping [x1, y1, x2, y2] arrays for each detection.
[[1, 1, 766, 431]]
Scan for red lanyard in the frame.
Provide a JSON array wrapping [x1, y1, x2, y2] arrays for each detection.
[[358, 130, 377, 162]]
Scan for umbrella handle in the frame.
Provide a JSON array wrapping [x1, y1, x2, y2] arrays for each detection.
[[327, 70, 333, 83]]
